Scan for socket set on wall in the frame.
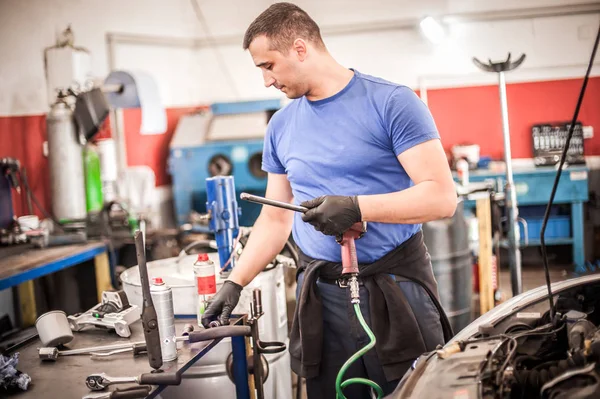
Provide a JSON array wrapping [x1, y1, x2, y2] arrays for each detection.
[[532, 121, 585, 166]]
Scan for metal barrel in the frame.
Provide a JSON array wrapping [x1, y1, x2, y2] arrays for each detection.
[[150, 279, 178, 361], [422, 199, 473, 334]]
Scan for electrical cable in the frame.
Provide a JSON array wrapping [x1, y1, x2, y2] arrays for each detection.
[[540, 23, 600, 320], [335, 303, 384, 399]]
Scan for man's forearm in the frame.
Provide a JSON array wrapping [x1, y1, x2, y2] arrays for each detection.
[[228, 212, 293, 287], [358, 181, 456, 224]]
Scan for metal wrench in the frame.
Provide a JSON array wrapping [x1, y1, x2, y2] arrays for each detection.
[[39, 341, 146, 360], [86, 373, 140, 391], [82, 385, 151, 399], [239, 192, 308, 213]]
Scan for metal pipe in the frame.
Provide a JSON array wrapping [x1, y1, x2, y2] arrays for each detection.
[[498, 71, 523, 296], [240, 192, 308, 213]]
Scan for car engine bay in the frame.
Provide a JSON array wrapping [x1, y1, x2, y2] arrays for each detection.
[[395, 280, 600, 399]]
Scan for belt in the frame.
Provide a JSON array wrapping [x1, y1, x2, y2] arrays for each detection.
[[317, 277, 364, 288], [317, 274, 406, 288]]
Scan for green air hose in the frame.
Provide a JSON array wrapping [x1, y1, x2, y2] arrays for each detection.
[[335, 303, 384, 399]]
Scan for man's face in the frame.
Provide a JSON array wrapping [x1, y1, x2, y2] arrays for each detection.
[[249, 35, 309, 99]]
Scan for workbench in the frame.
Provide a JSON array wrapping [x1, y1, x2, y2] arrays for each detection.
[[5, 318, 226, 399], [456, 164, 589, 271], [0, 242, 112, 326]]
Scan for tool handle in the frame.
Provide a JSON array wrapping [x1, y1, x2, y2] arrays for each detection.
[[139, 372, 181, 386], [135, 231, 162, 370], [111, 386, 151, 399], [135, 231, 152, 309], [186, 326, 251, 343], [339, 222, 364, 275], [240, 192, 308, 213], [340, 235, 359, 275]]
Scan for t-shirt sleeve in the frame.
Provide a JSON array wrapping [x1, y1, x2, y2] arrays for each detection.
[[261, 120, 286, 174], [385, 86, 440, 156]]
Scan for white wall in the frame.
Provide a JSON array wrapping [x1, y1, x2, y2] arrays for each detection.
[[0, 0, 599, 116]]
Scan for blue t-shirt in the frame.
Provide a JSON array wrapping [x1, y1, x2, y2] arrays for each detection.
[[261, 69, 440, 263]]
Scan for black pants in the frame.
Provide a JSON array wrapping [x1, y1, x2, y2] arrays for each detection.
[[297, 272, 444, 399]]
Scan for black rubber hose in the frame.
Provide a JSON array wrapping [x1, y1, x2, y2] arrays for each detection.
[[514, 352, 587, 395]]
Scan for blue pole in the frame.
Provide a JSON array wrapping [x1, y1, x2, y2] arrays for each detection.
[[231, 335, 251, 399]]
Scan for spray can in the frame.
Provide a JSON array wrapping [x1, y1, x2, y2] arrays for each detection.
[[193, 254, 217, 327], [456, 158, 470, 186], [150, 277, 178, 361]]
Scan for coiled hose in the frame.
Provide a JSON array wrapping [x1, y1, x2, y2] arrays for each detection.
[[335, 303, 384, 399]]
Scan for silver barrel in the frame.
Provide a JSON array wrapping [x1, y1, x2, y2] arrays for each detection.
[[150, 278, 178, 361]]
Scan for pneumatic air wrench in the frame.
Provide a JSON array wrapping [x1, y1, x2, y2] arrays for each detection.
[[239, 193, 366, 302], [337, 222, 367, 303]]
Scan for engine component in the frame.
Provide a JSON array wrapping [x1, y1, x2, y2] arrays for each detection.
[[68, 290, 140, 338]]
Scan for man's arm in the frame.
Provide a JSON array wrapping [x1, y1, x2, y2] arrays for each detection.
[[301, 139, 456, 235], [358, 138, 457, 224], [228, 172, 294, 287]]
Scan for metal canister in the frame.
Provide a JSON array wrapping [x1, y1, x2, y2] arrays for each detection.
[[46, 93, 87, 222], [150, 277, 178, 361], [193, 253, 217, 327]]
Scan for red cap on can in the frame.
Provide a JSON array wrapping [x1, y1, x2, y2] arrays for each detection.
[[197, 253, 209, 262], [153, 277, 164, 284]]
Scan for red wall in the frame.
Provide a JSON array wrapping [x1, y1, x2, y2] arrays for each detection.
[[1, 77, 599, 219], [0, 115, 50, 219], [428, 77, 600, 159]]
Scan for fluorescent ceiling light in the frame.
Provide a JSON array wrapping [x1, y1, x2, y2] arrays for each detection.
[[420, 16, 446, 44]]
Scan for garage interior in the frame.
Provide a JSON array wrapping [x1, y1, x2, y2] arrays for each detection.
[[1, 1, 600, 398]]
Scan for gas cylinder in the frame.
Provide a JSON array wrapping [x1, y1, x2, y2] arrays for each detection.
[[46, 92, 87, 222]]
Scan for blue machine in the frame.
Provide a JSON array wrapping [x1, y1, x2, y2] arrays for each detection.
[[169, 100, 281, 228], [205, 176, 240, 273]]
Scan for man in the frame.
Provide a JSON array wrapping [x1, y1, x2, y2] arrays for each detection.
[[202, 2, 457, 397]]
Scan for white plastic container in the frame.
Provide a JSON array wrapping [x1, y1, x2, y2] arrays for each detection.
[[35, 310, 74, 347]]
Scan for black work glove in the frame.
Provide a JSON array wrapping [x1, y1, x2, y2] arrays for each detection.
[[201, 280, 243, 328], [300, 195, 362, 237]]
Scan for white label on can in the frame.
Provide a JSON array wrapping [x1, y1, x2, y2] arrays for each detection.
[[516, 312, 541, 319], [570, 171, 587, 181]]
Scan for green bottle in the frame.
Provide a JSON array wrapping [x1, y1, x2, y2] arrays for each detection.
[[84, 145, 104, 213]]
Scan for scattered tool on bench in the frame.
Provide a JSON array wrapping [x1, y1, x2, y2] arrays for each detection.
[[84, 288, 285, 399], [82, 385, 151, 399], [38, 341, 147, 361], [68, 290, 140, 338], [134, 230, 163, 371]]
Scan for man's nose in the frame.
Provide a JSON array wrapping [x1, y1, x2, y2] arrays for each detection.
[[263, 72, 275, 88]]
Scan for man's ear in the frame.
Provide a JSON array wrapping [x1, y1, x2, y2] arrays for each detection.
[[292, 38, 308, 61]]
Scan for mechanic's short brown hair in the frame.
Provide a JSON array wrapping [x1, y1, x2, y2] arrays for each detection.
[[243, 2, 325, 52]]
